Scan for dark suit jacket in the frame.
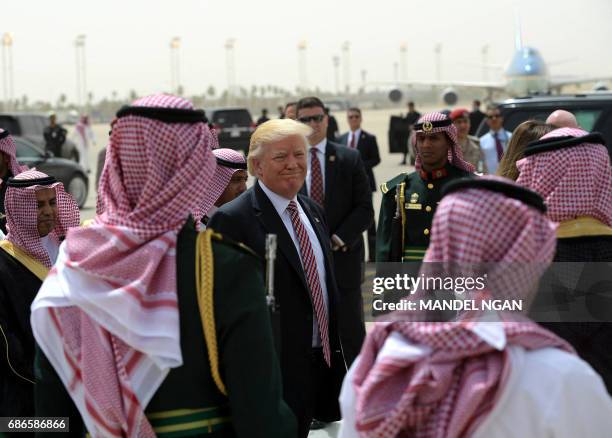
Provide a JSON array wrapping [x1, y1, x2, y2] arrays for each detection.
[[301, 141, 374, 289], [208, 183, 346, 421], [337, 130, 381, 192]]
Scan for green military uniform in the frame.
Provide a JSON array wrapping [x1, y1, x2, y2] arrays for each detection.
[[376, 163, 473, 262], [34, 219, 296, 437]]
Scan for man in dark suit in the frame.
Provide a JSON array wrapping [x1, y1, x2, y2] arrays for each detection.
[[208, 118, 346, 438], [338, 107, 381, 262], [295, 97, 373, 372], [469, 99, 486, 135]]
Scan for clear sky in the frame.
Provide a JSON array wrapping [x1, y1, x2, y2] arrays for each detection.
[[3, 0, 611, 103]]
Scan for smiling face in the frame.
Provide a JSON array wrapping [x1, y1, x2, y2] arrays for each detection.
[[36, 187, 57, 237], [253, 134, 307, 199], [416, 132, 451, 171]]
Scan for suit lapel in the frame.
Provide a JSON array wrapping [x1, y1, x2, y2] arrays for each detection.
[[357, 132, 366, 153], [252, 183, 309, 292], [325, 141, 337, 207]]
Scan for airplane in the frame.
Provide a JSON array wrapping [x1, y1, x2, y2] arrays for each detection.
[[386, 29, 612, 106]]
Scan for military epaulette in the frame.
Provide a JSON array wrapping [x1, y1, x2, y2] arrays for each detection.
[[206, 228, 261, 261], [381, 172, 411, 195]]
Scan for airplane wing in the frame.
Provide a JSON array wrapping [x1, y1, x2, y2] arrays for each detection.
[[549, 76, 612, 90], [369, 80, 506, 91]]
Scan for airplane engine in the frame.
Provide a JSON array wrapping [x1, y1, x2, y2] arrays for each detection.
[[442, 88, 459, 106], [593, 81, 609, 91], [389, 88, 403, 103]]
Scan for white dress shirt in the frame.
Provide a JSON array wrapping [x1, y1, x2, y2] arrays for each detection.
[[339, 322, 612, 438], [306, 138, 327, 196], [479, 129, 512, 174], [347, 129, 361, 149], [258, 181, 329, 347]]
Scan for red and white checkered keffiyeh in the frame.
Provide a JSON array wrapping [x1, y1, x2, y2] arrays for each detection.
[[31, 95, 217, 438], [194, 148, 245, 223], [412, 112, 475, 173], [516, 127, 612, 225], [0, 129, 28, 181], [5, 169, 80, 267], [353, 176, 570, 438]]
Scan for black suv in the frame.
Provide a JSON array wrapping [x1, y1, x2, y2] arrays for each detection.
[[0, 113, 79, 161], [205, 108, 255, 153], [14, 137, 89, 207], [475, 93, 612, 156]]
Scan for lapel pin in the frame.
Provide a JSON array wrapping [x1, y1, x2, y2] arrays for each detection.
[[329, 155, 336, 162]]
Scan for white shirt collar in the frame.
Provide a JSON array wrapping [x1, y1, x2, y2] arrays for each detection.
[[310, 138, 327, 155], [258, 180, 298, 217], [350, 128, 362, 139]]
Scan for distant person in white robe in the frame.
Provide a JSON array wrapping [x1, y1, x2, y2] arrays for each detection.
[[73, 115, 96, 173]]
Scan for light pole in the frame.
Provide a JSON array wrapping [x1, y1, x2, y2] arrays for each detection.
[[225, 38, 236, 105], [434, 43, 442, 82], [170, 36, 181, 95], [297, 40, 308, 94], [74, 34, 87, 110], [481, 44, 489, 81], [399, 42, 407, 82], [2, 33, 13, 110], [332, 55, 340, 95], [341, 41, 350, 94]]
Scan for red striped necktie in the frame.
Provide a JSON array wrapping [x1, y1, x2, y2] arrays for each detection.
[[309, 148, 324, 206], [286, 200, 331, 366]]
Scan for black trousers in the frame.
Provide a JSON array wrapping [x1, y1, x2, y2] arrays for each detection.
[[293, 348, 343, 438], [338, 285, 366, 368]]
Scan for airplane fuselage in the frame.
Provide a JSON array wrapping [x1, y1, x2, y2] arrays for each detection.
[[504, 47, 550, 96]]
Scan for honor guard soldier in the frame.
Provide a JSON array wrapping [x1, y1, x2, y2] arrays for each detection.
[[376, 112, 475, 263], [31, 95, 296, 438]]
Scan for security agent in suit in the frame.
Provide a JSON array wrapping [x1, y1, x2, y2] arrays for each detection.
[[296, 97, 373, 370], [208, 119, 346, 438], [337, 107, 381, 262]]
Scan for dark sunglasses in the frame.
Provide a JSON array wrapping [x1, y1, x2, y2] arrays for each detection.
[[348, 115, 361, 119], [298, 114, 325, 124], [487, 115, 501, 120]]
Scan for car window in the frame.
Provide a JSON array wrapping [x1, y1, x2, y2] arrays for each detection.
[[14, 137, 43, 159], [212, 110, 252, 127], [0, 116, 21, 135], [496, 108, 602, 135], [19, 116, 39, 135], [33, 116, 47, 134], [594, 110, 612, 156]]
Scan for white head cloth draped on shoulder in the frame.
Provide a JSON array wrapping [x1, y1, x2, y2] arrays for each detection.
[[31, 95, 217, 437]]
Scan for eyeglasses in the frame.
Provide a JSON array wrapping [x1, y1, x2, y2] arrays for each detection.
[[298, 114, 325, 124], [487, 115, 501, 120], [348, 115, 361, 119]]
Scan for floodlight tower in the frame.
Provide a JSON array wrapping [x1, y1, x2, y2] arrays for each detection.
[[297, 40, 308, 93], [341, 41, 351, 94]]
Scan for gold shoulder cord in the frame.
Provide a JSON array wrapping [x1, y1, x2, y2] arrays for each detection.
[[0, 323, 35, 384], [195, 230, 227, 396], [398, 182, 406, 262]]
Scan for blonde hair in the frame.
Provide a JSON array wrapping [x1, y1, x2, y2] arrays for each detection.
[[497, 120, 555, 180], [247, 119, 312, 175]]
